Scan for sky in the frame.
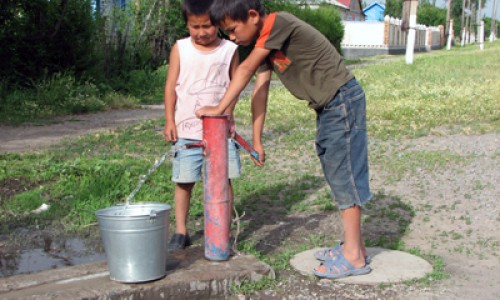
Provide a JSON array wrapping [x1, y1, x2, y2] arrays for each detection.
[[364, 0, 499, 20]]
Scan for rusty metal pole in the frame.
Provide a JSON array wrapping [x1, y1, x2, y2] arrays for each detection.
[[202, 115, 231, 261]]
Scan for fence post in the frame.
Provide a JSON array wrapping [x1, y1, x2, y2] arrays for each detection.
[[439, 25, 445, 48], [479, 20, 484, 50], [425, 27, 431, 51], [384, 15, 390, 46], [447, 19, 454, 50]]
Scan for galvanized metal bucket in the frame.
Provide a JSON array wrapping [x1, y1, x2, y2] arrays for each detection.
[[95, 202, 171, 283]]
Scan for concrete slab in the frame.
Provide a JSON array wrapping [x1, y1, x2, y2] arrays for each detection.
[[0, 245, 274, 300], [290, 247, 433, 285]]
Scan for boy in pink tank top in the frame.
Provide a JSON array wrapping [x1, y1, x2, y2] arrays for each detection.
[[163, 0, 240, 251]]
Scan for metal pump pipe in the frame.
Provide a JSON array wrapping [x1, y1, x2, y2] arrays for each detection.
[[202, 115, 231, 260], [184, 115, 259, 261]]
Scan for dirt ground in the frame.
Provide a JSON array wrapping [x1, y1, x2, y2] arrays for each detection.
[[0, 106, 498, 300], [0, 105, 165, 153]]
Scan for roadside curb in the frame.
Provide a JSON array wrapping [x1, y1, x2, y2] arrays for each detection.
[[0, 245, 275, 299]]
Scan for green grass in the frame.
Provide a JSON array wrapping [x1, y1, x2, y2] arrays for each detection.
[[375, 150, 469, 182], [1, 42, 500, 291], [355, 43, 500, 139], [404, 248, 449, 285]]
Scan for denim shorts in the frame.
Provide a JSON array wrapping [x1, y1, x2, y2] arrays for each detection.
[[315, 78, 373, 209], [172, 138, 241, 183]]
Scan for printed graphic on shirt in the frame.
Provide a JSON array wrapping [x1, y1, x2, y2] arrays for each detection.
[[178, 63, 228, 132], [270, 51, 291, 73]]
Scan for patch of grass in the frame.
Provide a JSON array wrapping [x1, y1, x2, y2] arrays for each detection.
[[232, 238, 314, 295], [364, 192, 415, 249], [230, 276, 276, 296], [404, 247, 449, 286], [472, 180, 487, 190], [462, 214, 472, 225], [266, 248, 300, 271], [450, 231, 464, 240], [235, 86, 316, 142], [4, 189, 46, 213], [380, 150, 468, 182], [307, 233, 326, 247], [354, 44, 500, 139], [0, 119, 177, 230]]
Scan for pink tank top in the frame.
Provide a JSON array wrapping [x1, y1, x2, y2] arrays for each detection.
[[175, 37, 238, 140]]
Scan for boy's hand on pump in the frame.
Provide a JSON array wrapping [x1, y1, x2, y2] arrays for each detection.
[[252, 144, 265, 167], [195, 105, 224, 118]]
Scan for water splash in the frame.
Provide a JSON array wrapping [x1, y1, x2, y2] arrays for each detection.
[[124, 149, 174, 207]]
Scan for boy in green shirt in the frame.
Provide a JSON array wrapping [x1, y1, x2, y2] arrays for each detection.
[[196, 0, 372, 279]]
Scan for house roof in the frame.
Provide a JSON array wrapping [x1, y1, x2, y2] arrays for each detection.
[[301, 0, 349, 10], [363, 2, 385, 13], [336, 0, 351, 7]]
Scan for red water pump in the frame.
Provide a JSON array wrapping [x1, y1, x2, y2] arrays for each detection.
[[185, 115, 258, 261]]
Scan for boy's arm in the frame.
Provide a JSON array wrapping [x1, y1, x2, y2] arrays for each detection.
[[164, 43, 180, 142], [224, 49, 240, 136], [195, 47, 271, 117], [251, 69, 271, 167]]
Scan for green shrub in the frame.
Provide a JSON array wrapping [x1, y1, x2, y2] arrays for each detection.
[[264, 0, 301, 14], [34, 73, 105, 115], [122, 65, 168, 104], [0, 89, 42, 123], [417, 4, 446, 27], [294, 6, 344, 53], [0, 73, 108, 123], [238, 1, 344, 60], [102, 91, 140, 109]]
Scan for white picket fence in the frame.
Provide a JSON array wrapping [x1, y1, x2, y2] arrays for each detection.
[[341, 15, 444, 59]]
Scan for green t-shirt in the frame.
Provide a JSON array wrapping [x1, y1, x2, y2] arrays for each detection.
[[255, 12, 353, 109]]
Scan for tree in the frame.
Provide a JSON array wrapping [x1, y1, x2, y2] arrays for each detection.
[[385, 0, 403, 18], [0, 0, 96, 86], [451, 0, 489, 40], [418, 3, 447, 26]]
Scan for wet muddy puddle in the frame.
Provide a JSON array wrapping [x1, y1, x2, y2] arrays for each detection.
[[0, 227, 106, 278]]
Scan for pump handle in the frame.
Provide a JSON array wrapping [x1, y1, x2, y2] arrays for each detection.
[[234, 133, 260, 162]]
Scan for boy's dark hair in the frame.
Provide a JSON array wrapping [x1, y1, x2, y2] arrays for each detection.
[[181, 0, 215, 23], [210, 0, 265, 25]]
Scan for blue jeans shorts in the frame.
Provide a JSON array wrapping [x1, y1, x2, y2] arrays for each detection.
[[172, 138, 241, 183], [315, 78, 373, 210]]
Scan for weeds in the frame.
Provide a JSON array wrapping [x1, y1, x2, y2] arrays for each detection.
[[230, 276, 276, 296], [404, 248, 449, 285], [0, 73, 143, 124]]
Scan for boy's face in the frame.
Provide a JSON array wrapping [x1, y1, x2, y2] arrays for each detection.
[[220, 10, 261, 46], [186, 14, 219, 47]]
